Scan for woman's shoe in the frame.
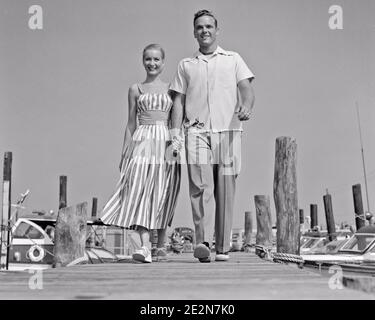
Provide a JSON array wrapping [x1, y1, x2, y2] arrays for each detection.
[[215, 252, 229, 262], [132, 246, 152, 263], [152, 248, 168, 262], [156, 248, 168, 260]]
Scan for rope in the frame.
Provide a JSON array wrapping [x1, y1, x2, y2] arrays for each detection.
[[255, 244, 273, 260], [354, 214, 367, 221], [272, 252, 304, 264], [255, 244, 304, 266]]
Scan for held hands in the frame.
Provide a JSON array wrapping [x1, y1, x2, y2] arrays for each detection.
[[171, 135, 184, 155], [170, 128, 184, 156], [237, 104, 252, 121]]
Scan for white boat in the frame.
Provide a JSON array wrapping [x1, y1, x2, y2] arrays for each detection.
[[301, 225, 375, 267], [3, 216, 118, 271]]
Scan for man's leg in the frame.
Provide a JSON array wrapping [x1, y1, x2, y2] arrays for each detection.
[[213, 168, 236, 255], [185, 131, 215, 259], [187, 163, 215, 246], [213, 131, 241, 257]]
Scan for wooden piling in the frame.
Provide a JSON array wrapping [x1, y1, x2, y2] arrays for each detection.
[[89, 197, 98, 247], [254, 195, 272, 248], [1, 152, 12, 270], [244, 211, 253, 251], [352, 184, 365, 230], [273, 137, 299, 254], [310, 204, 318, 229], [59, 175, 67, 209], [53, 202, 88, 267], [299, 209, 304, 224], [323, 192, 336, 241], [91, 197, 98, 218]]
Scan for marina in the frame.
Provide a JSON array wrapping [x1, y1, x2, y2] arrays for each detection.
[[1, 1, 375, 308], [1, 135, 375, 299]]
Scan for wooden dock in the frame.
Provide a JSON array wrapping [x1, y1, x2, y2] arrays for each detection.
[[0, 252, 374, 300]]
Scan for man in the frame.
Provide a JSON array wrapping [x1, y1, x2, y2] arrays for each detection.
[[170, 9, 255, 262]]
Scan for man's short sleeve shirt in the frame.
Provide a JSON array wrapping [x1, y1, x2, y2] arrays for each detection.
[[170, 46, 254, 132]]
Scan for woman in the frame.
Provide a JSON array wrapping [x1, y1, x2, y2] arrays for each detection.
[[100, 44, 182, 263]]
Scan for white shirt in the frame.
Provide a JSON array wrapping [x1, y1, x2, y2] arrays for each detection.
[[170, 46, 255, 132]]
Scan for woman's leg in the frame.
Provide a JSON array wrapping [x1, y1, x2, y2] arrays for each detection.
[[132, 226, 152, 263], [138, 226, 151, 249], [157, 229, 166, 248]]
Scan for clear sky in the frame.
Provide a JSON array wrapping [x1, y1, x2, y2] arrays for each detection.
[[1, 0, 374, 231]]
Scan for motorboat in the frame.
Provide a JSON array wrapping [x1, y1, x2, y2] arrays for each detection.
[[300, 229, 352, 254], [301, 225, 375, 267], [300, 231, 328, 254], [3, 215, 118, 271]]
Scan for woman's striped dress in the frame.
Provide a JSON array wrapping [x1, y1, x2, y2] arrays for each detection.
[[100, 86, 181, 230]]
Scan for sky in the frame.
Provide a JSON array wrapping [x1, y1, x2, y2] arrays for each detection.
[[1, 0, 374, 232]]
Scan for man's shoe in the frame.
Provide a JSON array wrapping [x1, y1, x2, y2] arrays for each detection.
[[132, 246, 152, 263], [215, 252, 229, 262], [194, 242, 210, 262], [198, 256, 211, 263]]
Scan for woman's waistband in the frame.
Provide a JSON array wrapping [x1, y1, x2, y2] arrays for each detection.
[[138, 110, 169, 126]]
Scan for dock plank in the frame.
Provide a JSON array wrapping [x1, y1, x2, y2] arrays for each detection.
[[0, 252, 374, 300]]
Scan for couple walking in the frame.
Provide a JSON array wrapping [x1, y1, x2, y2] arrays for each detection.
[[100, 10, 255, 263]]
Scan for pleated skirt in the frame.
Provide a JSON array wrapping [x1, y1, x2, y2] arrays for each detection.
[[100, 124, 180, 230]]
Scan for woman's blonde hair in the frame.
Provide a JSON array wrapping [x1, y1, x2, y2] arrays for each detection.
[[142, 44, 165, 60]]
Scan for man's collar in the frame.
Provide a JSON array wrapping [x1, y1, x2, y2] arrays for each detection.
[[192, 46, 229, 59]]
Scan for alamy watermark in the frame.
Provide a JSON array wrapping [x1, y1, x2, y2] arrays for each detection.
[[26, 4, 343, 31], [28, 269, 43, 290], [28, 5, 43, 30], [328, 5, 343, 30], [328, 265, 343, 290]]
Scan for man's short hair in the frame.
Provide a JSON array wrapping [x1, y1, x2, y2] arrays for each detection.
[[193, 9, 218, 28]]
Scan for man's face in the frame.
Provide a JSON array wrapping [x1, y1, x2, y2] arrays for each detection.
[[193, 15, 218, 48]]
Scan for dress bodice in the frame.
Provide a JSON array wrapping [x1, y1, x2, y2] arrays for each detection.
[[137, 92, 173, 113], [137, 91, 172, 126]]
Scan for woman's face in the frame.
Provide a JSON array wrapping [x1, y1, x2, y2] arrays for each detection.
[[143, 49, 164, 76]]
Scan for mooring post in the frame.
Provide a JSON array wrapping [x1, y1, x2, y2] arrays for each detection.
[[53, 202, 88, 267], [244, 211, 253, 251], [299, 209, 304, 224], [91, 197, 98, 218], [352, 184, 365, 230], [299, 209, 305, 233], [273, 137, 299, 254], [1, 152, 12, 270], [323, 192, 336, 241], [59, 175, 67, 210], [254, 195, 272, 248], [89, 197, 98, 247], [310, 204, 318, 230]]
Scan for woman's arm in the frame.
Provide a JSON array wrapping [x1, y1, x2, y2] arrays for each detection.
[[119, 84, 138, 168]]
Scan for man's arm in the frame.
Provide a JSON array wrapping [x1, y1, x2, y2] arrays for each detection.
[[237, 79, 255, 121], [170, 91, 185, 153], [171, 92, 185, 129]]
